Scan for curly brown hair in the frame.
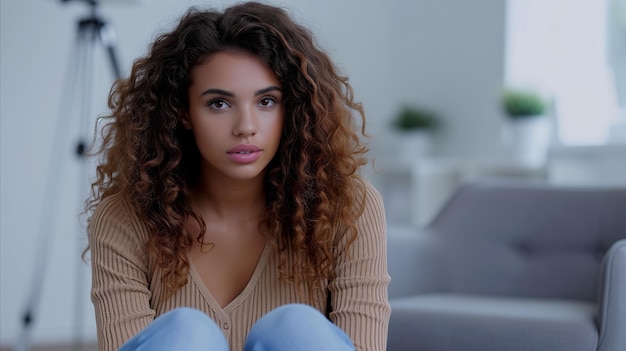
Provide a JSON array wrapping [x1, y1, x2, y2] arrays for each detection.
[[87, 1, 369, 299]]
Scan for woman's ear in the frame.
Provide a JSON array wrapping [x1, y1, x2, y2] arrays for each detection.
[[181, 113, 192, 130]]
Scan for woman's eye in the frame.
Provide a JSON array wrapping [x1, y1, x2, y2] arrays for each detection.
[[208, 99, 230, 110], [259, 97, 277, 108]]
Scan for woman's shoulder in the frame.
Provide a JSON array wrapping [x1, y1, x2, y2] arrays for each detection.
[[362, 178, 382, 199], [360, 178, 384, 214], [349, 178, 386, 240], [89, 193, 149, 244], [91, 193, 134, 223]]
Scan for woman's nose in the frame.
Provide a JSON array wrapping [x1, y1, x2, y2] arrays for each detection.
[[233, 106, 258, 137]]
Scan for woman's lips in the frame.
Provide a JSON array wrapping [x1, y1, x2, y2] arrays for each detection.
[[227, 144, 262, 163]]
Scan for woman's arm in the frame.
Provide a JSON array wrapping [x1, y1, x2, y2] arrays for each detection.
[[328, 180, 391, 351], [89, 194, 155, 351]]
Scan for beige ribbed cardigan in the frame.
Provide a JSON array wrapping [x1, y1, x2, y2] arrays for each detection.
[[89, 181, 390, 351]]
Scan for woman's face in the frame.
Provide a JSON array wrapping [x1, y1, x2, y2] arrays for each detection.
[[185, 50, 284, 183]]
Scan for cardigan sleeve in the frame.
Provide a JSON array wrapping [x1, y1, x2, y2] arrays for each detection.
[[328, 180, 391, 351], [88, 195, 155, 351]]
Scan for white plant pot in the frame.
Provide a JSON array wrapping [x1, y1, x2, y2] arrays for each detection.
[[505, 116, 551, 166], [395, 130, 433, 162]]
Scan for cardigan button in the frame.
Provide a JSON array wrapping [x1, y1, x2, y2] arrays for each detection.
[[223, 322, 230, 331]]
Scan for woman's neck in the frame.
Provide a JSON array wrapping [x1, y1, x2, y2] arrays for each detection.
[[191, 174, 266, 222]]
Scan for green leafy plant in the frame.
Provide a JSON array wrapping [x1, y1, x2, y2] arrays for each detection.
[[392, 105, 439, 131], [502, 89, 546, 119]]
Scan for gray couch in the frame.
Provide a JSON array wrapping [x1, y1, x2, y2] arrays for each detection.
[[386, 178, 626, 351]]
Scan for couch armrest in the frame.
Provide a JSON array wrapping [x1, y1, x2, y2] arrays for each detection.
[[597, 239, 626, 351], [387, 226, 447, 299]]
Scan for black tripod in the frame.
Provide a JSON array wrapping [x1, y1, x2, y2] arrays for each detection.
[[15, 1, 121, 350]]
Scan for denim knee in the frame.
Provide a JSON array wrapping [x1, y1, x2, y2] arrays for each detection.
[[244, 304, 355, 351], [120, 307, 228, 351]]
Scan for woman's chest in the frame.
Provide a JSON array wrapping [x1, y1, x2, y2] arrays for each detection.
[[189, 236, 267, 308]]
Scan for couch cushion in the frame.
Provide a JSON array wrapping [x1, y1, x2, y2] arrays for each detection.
[[388, 294, 598, 351], [425, 180, 626, 301]]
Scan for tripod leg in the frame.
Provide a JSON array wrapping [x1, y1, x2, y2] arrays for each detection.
[[13, 19, 87, 351], [99, 22, 122, 79], [14, 12, 120, 351], [73, 24, 98, 351]]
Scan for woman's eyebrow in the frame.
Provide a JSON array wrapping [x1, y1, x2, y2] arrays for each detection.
[[199, 86, 281, 98], [254, 86, 282, 96], [200, 88, 235, 97]]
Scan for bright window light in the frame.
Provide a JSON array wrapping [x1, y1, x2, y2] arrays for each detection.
[[505, 0, 623, 146]]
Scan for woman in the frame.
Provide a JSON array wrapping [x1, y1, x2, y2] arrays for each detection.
[[87, 2, 390, 350]]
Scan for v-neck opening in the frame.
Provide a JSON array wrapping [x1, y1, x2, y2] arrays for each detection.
[[189, 241, 272, 314]]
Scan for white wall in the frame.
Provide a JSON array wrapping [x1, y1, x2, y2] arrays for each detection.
[[383, 0, 508, 160], [0, 0, 507, 346]]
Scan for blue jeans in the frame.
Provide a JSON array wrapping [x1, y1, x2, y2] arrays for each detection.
[[119, 304, 356, 351]]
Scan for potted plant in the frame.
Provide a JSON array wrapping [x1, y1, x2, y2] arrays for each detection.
[[501, 88, 551, 166], [391, 105, 439, 161], [502, 89, 546, 118], [392, 105, 439, 131]]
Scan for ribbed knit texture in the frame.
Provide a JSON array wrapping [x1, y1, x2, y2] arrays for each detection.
[[89, 181, 390, 351]]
